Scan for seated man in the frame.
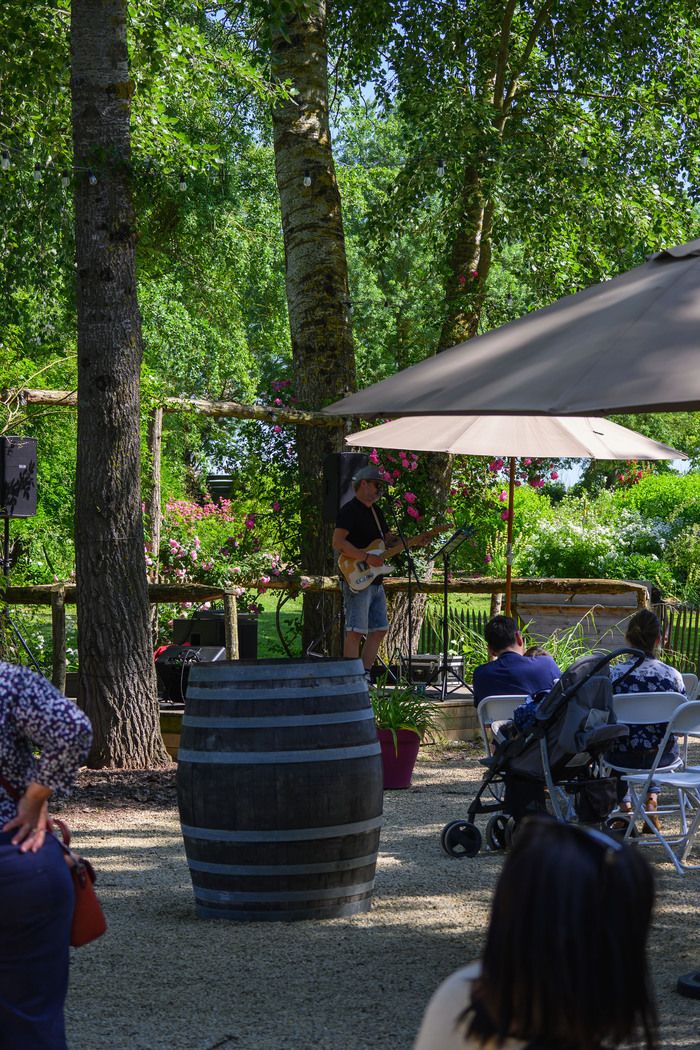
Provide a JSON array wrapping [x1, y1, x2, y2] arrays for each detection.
[[472, 615, 560, 708]]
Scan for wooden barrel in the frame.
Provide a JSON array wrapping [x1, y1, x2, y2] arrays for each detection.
[[176, 658, 383, 921]]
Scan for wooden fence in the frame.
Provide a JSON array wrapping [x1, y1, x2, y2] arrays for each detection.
[[2, 576, 651, 691], [655, 603, 700, 675]]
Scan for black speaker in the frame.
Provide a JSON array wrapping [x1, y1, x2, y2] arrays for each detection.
[[0, 436, 37, 518], [156, 644, 226, 703], [172, 612, 258, 658], [322, 452, 368, 523]]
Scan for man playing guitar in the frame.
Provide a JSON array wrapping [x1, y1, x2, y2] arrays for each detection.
[[332, 465, 395, 679]]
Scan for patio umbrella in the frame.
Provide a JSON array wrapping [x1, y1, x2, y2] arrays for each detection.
[[345, 415, 687, 613], [325, 239, 700, 418]]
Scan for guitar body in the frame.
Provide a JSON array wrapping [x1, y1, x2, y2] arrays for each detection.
[[338, 527, 449, 593], [338, 543, 391, 593]]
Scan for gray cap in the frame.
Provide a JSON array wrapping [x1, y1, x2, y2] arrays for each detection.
[[352, 465, 385, 484]]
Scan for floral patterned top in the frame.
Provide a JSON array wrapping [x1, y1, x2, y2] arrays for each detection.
[[0, 661, 92, 824], [610, 656, 686, 754]]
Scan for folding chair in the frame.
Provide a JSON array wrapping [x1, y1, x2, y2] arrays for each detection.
[[607, 692, 685, 833], [682, 672, 699, 701], [622, 701, 700, 873], [476, 695, 526, 755]]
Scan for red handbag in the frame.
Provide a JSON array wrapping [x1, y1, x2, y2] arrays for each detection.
[[51, 818, 107, 947], [0, 775, 106, 947]]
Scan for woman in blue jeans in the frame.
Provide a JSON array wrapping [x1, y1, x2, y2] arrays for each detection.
[[0, 662, 92, 1049]]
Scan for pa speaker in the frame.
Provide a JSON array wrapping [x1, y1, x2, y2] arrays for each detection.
[[0, 436, 37, 518], [322, 452, 368, 523], [172, 612, 257, 658], [156, 644, 226, 703]]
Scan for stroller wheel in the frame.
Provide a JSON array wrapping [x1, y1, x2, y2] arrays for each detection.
[[503, 815, 517, 850], [605, 814, 639, 840], [485, 814, 509, 851], [677, 970, 700, 1000], [440, 820, 482, 858]]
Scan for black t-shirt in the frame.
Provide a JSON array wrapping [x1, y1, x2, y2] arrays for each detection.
[[335, 498, 389, 585]]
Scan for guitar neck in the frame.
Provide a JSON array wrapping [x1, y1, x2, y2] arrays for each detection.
[[382, 531, 438, 561]]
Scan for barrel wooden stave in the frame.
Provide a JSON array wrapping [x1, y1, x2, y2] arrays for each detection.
[[176, 658, 383, 921]]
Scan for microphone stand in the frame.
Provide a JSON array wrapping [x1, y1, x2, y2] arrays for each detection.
[[387, 498, 419, 684]]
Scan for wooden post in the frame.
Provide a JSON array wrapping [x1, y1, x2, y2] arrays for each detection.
[[146, 406, 163, 641], [504, 456, 516, 616], [224, 590, 240, 660], [51, 585, 67, 693]]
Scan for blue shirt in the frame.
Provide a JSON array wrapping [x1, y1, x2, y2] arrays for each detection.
[[472, 650, 561, 707]]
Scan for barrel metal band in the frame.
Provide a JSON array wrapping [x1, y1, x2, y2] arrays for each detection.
[[193, 879, 375, 903], [182, 710, 373, 729], [180, 815, 383, 842], [186, 681, 364, 701], [186, 853, 378, 876], [189, 662, 364, 683], [177, 742, 380, 764]]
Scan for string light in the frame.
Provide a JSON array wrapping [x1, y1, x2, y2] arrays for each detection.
[[33, 162, 42, 182], [579, 150, 589, 168], [1, 151, 10, 172], [88, 170, 97, 185], [61, 171, 70, 188], [303, 170, 311, 187], [178, 173, 187, 191], [437, 158, 446, 177]]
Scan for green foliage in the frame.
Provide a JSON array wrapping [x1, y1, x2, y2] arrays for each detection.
[[370, 679, 442, 750]]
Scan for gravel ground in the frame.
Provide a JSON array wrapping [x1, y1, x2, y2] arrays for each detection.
[[56, 746, 700, 1050]]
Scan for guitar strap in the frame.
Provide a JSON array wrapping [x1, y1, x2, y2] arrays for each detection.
[[370, 505, 384, 540]]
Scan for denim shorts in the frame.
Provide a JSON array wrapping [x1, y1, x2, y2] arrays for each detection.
[[342, 582, 388, 635]]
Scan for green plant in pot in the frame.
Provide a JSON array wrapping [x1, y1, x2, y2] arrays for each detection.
[[370, 679, 442, 789]]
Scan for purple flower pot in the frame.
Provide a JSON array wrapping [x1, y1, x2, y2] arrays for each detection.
[[377, 728, 421, 789]]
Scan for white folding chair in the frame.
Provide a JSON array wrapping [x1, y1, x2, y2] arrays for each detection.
[[623, 701, 700, 873], [476, 695, 526, 755], [607, 692, 685, 834], [682, 672, 699, 701]]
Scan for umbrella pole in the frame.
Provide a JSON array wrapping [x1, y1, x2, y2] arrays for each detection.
[[504, 457, 516, 617]]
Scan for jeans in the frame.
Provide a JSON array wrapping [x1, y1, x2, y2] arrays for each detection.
[[0, 831, 74, 1050]]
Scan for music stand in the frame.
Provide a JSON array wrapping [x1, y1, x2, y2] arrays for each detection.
[[432, 526, 473, 700]]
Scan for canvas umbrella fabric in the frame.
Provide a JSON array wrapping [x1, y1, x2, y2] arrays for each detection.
[[345, 415, 687, 614], [325, 239, 700, 419]]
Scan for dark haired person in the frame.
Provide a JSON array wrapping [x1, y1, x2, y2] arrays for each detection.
[[332, 466, 397, 678], [0, 661, 92, 1049], [472, 615, 560, 707], [414, 816, 658, 1050], [608, 608, 686, 829]]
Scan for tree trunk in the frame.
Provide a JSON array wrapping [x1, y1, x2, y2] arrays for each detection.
[[71, 0, 169, 767], [270, 0, 356, 655]]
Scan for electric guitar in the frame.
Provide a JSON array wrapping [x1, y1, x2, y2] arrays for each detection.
[[338, 526, 449, 593]]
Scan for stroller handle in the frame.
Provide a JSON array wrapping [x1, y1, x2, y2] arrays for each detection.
[[559, 647, 646, 701]]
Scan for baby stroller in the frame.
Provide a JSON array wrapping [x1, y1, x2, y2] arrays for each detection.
[[440, 648, 645, 858]]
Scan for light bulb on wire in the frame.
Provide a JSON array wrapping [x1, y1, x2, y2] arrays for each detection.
[[579, 150, 589, 169], [61, 171, 70, 189], [33, 162, 42, 182], [88, 170, 97, 186], [178, 174, 187, 192], [303, 170, 311, 187], [437, 158, 446, 177], [1, 151, 10, 172]]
